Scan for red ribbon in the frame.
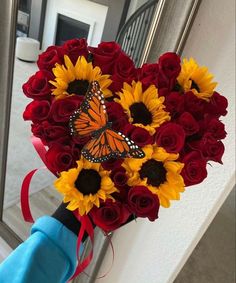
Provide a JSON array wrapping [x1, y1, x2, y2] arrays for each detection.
[[69, 212, 95, 280], [21, 168, 40, 223]]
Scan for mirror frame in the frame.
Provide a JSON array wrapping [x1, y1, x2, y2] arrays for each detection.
[[0, 0, 201, 281]]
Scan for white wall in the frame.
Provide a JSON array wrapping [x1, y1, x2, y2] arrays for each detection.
[[42, 0, 108, 50], [96, 1, 235, 282]]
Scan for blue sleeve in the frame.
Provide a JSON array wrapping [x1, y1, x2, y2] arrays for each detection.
[[0, 216, 82, 283]]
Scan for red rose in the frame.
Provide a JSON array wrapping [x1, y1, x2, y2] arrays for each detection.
[[137, 63, 159, 90], [72, 135, 90, 147], [157, 71, 170, 89], [90, 200, 130, 232], [164, 91, 185, 117], [198, 134, 225, 163], [112, 185, 130, 203], [156, 122, 185, 153], [207, 118, 227, 140], [106, 102, 128, 131], [158, 52, 181, 80], [72, 143, 82, 160], [22, 70, 53, 100], [23, 100, 50, 123], [127, 186, 160, 221], [50, 95, 83, 122], [45, 144, 75, 174], [184, 92, 207, 120], [110, 52, 136, 92], [89, 41, 121, 74], [62, 38, 89, 64], [102, 158, 124, 171], [123, 124, 153, 146], [204, 117, 227, 140], [181, 151, 207, 186], [158, 88, 170, 98], [37, 46, 64, 71], [206, 91, 228, 117], [178, 112, 199, 136], [110, 167, 128, 187], [31, 123, 45, 142], [32, 121, 69, 145]]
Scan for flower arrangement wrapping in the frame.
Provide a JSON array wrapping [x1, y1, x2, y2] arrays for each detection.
[[21, 38, 228, 278]]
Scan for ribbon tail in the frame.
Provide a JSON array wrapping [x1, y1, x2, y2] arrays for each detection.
[[69, 213, 95, 281], [21, 168, 39, 223]]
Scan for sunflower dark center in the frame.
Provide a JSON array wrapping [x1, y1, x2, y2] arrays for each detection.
[[191, 80, 200, 92], [67, 79, 89, 96], [139, 159, 167, 186], [75, 169, 101, 195], [129, 102, 152, 126]]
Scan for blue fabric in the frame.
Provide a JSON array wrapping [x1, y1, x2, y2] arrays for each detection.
[[0, 216, 82, 283]]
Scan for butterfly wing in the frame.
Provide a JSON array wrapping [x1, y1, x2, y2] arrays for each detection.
[[69, 81, 107, 137], [105, 129, 145, 159], [82, 129, 145, 162]]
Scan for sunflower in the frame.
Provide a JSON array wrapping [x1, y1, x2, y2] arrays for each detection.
[[54, 158, 117, 215], [50, 55, 112, 99], [115, 81, 170, 135], [123, 145, 185, 208], [177, 58, 217, 101]]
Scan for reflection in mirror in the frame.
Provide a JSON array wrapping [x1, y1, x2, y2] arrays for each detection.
[[2, 0, 154, 276]]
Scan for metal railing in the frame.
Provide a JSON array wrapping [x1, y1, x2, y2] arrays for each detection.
[[116, 0, 158, 67]]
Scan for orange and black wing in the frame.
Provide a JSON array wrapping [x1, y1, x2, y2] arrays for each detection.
[[82, 129, 145, 163], [69, 81, 107, 137]]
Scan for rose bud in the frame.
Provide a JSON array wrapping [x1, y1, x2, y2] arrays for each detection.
[[37, 45, 64, 71], [136, 63, 159, 90], [178, 112, 200, 136], [200, 116, 227, 140], [62, 38, 89, 64], [184, 91, 207, 120], [123, 124, 153, 146], [200, 133, 225, 163], [49, 95, 83, 122], [34, 121, 69, 145], [127, 186, 160, 221], [106, 101, 128, 131], [22, 70, 53, 100], [110, 52, 136, 92], [23, 100, 51, 123], [181, 151, 207, 186], [110, 167, 128, 188], [102, 158, 124, 171], [89, 41, 121, 74], [45, 144, 75, 174], [164, 91, 185, 117], [206, 91, 228, 117], [156, 122, 185, 153], [158, 52, 181, 80], [89, 200, 130, 232]]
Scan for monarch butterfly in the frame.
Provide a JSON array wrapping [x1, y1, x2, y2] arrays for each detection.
[[69, 81, 145, 163]]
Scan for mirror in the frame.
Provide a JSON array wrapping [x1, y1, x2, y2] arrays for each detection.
[[3, 0, 155, 238], [0, 0, 200, 281]]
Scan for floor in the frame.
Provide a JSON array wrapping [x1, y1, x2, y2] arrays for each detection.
[[4, 58, 54, 209], [174, 188, 235, 283]]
